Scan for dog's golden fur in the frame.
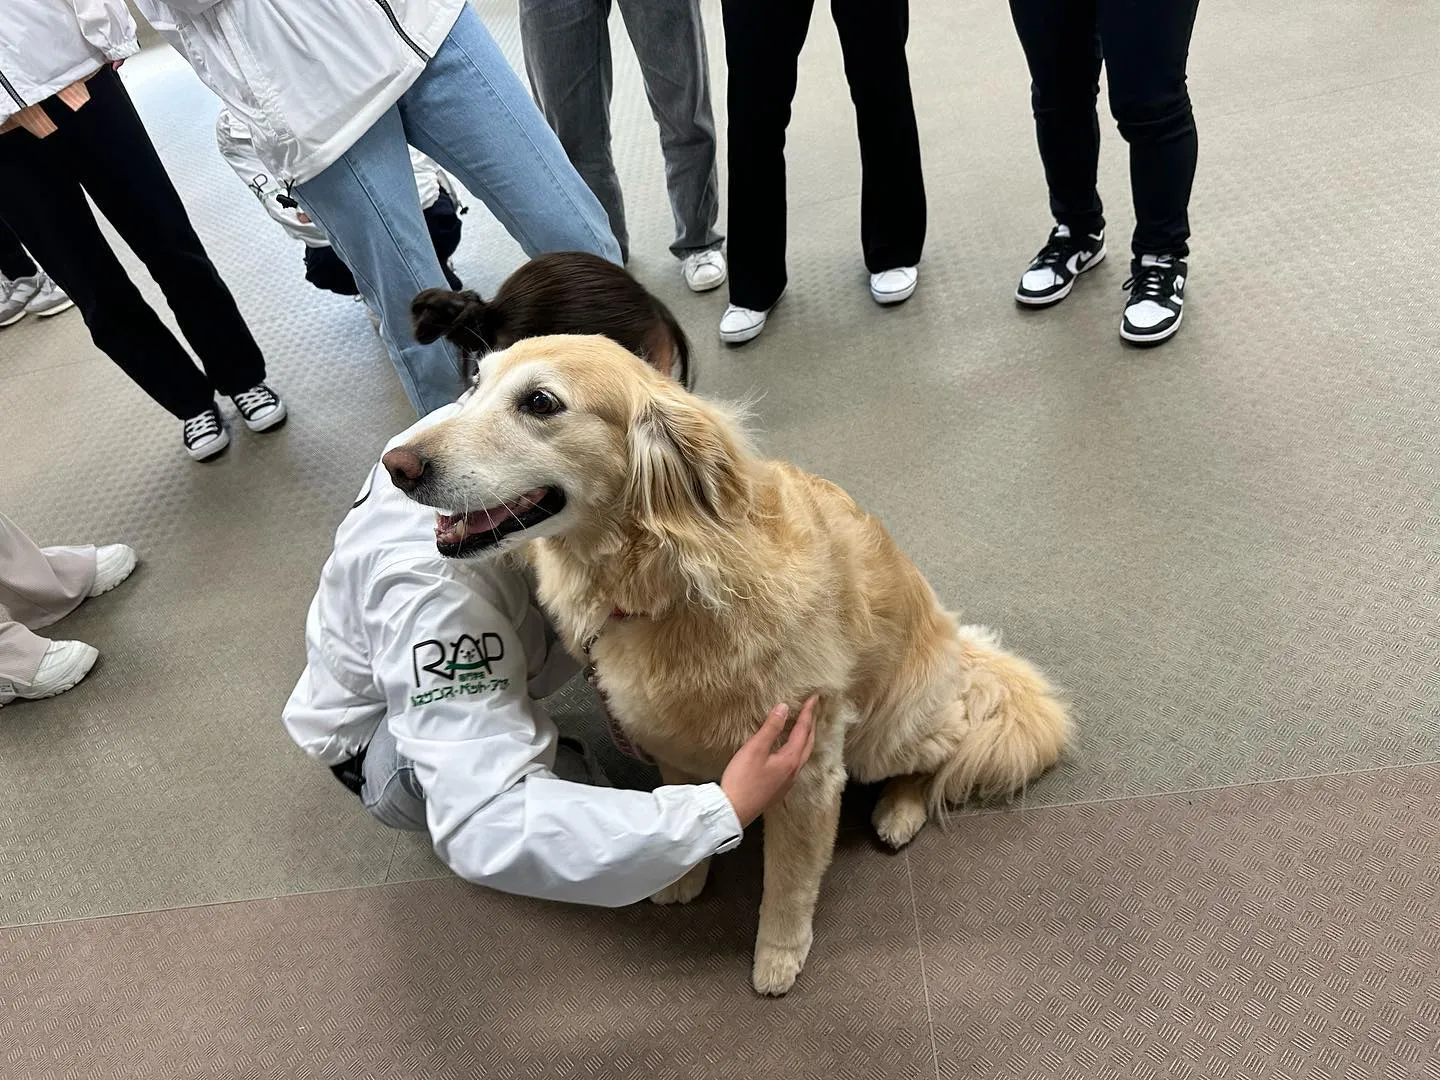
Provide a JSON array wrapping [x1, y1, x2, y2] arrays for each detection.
[[395, 335, 1072, 995]]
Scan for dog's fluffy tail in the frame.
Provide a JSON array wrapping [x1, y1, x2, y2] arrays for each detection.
[[926, 625, 1072, 813]]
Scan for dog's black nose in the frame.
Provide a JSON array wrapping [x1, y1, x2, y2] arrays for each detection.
[[382, 447, 429, 492]]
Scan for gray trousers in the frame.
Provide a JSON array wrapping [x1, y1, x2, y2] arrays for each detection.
[[361, 715, 612, 832], [518, 0, 723, 261], [0, 512, 95, 686]]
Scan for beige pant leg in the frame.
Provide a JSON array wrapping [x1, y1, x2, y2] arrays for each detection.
[[0, 609, 51, 689], [0, 511, 95, 631]]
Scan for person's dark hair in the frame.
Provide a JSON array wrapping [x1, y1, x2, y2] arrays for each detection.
[[411, 251, 693, 390]]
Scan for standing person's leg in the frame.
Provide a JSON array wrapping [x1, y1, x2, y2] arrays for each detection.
[[295, 106, 466, 415], [616, 0, 724, 263], [1099, 0, 1199, 344], [0, 613, 54, 702], [1098, 0, 1199, 259], [518, 0, 630, 261], [719, 0, 815, 333], [830, 0, 926, 289], [398, 5, 621, 264], [0, 130, 220, 421], [0, 218, 37, 280], [1008, 0, 1109, 308], [46, 68, 269, 403], [0, 513, 94, 632]]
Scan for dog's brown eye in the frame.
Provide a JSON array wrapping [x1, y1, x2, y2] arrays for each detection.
[[519, 388, 564, 417]]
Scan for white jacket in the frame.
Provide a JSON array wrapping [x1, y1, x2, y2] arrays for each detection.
[[283, 406, 742, 907], [134, 0, 466, 184], [216, 108, 450, 248], [0, 0, 140, 125]]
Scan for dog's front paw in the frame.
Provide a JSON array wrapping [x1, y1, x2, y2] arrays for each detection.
[[649, 858, 710, 905], [751, 937, 812, 996], [872, 777, 930, 850]]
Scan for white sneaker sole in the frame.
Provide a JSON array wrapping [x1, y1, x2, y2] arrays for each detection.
[[188, 427, 231, 462], [1015, 245, 1108, 307], [1120, 305, 1184, 345], [719, 291, 783, 345], [33, 297, 76, 318], [0, 310, 28, 328], [871, 279, 917, 305], [685, 267, 728, 293], [241, 399, 288, 433], [89, 548, 138, 598]]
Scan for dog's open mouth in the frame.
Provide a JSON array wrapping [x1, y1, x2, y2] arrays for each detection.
[[434, 487, 567, 556]]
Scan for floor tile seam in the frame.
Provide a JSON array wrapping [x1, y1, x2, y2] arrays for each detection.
[[905, 848, 944, 1080]]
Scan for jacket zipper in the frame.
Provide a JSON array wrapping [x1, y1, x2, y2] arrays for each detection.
[[372, 0, 430, 62], [0, 67, 25, 109]]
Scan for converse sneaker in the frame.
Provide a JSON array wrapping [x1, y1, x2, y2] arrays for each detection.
[[682, 249, 728, 293], [870, 266, 918, 305], [1120, 255, 1187, 345], [720, 303, 771, 344], [0, 640, 99, 707], [1015, 225, 1107, 307], [0, 275, 40, 327], [24, 273, 74, 318], [182, 407, 230, 461], [89, 544, 138, 597], [231, 382, 287, 433]]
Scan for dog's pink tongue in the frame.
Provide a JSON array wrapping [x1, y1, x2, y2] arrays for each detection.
[[435, 488, 548, 544]]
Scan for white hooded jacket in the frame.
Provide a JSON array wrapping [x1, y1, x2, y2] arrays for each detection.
[[133, 0, 466, 184], [282, 406, 742, 907], [0, 0, 140, 125], [216, 108, 450, 248]]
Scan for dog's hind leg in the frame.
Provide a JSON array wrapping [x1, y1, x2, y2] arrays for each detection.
[[872, 773, 931, 850], [752, 755, 846, 996]]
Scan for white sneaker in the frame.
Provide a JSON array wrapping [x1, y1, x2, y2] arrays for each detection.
[[89, 544, 138, 597], [24, 273, 74, 318], [869, 266, 918, 305], [719, 303, 770, 344], [0, 275, 39, 327], [0, 640, 99, 707], [230, 382, 287, 433], [182, 407, 230, 461], [682, 249, 728, 293]]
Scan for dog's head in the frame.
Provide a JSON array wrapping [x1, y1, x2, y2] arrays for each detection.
[[382, 335, 750, 584], [411, 251, 693, 389]]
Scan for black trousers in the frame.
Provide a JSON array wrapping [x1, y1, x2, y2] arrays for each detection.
[[0, 218, 36, 280], [303, 190, 465, 296], [0, 66, 265, 418], [1010, 0, 1199, 259], [721, 0, 926, 310]]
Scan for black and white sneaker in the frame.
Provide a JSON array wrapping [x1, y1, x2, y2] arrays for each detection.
[[182, 407, 230, 461], [231, 382, 287, 432], [1120, 255, 1187, 345], [1015, 225, 1107, 307]]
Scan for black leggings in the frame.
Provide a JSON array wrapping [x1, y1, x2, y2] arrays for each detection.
[[0, 66, 265, 418], [304, 190, 464, 296], [1009, 0, 1199, 259], [722, 0, 926, 310]]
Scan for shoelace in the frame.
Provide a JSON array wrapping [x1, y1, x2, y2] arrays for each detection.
[[232, 385, 276, 418], [183, 411, 221, 444], [1123, 256, 1176, 300]]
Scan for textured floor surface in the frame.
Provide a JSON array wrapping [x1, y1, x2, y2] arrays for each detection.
[[1, 0, 1437, 1077]]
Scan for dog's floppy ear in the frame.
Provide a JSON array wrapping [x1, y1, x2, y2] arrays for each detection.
[[411, 288, 492, 348], [627, 387, 749, 538]]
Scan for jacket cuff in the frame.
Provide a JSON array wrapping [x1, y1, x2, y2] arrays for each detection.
[[692, 783, 743, 854]]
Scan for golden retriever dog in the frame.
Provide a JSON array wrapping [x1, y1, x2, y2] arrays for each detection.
[[382, 335, 1072, 995]]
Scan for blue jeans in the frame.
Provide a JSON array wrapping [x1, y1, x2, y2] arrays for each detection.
[[296, 5, 621, 415]]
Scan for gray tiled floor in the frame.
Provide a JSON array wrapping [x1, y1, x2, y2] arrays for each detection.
[[0, 1, 1437, 1075]]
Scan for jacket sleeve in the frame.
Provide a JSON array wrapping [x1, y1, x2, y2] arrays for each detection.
[[69, 0, 142, 61], [215, 111, 330, 244], [363, 560, 742, 907]]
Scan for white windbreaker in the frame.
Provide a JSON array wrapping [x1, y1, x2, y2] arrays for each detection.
[[216, 108, 449, 248], [133, 0, 467, 184], [282, 406, 742, 907], [0, 0, 140, 125]]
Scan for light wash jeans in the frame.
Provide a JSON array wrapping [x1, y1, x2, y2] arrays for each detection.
[[361, 716, 611, 832], [518, 0, 722, 262], [296, 5, 621, 415]]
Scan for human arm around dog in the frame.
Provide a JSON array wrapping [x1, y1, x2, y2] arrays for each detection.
[[361, 563, 746, 907]]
